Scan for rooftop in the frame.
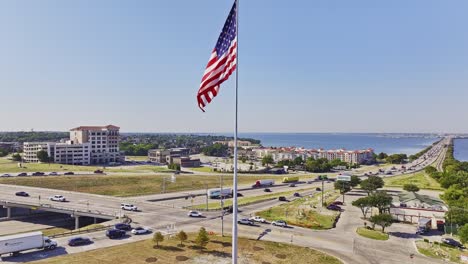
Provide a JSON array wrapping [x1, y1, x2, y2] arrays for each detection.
[[70, 125, 120, 131]]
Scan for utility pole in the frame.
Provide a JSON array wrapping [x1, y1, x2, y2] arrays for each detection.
[[321, 176, 324, 206], [220, 173, 224, 237], [205, 183, 208, 210], [342, 181, 345, 204]]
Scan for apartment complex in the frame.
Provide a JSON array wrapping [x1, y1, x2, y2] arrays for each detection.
[[23, 125, 121, 165], [148, 148, 190, 164], [213, 140, 253, 148]]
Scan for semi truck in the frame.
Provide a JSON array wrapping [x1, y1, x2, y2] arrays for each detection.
[[0, 231, 57, 257], [207, 188, 232, 199], [252, 179, 275, 188], [282, 176, 299, 183], [416, 218, 432, 235]]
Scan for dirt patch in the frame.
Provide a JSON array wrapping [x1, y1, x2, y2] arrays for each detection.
[[275, 254, 287, 259], [175, 256, 189, 261], [262, 262, 271, 264], [253, 246, 264, 251], [145, 257, 157, 262]]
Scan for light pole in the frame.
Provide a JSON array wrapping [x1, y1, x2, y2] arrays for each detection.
[[220, 173, 224, 236]]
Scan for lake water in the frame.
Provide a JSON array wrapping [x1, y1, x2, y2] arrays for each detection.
[[454, 138, 468, 161], [232, 133, 439, 155]]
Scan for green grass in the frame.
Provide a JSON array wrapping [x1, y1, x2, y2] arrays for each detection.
[[356, 227, 389, 240], [189, 166, 217, 173], [383, 172, 443, 190], [0, 158, 104, 173], [416, 241, 464, 263], [32, 234, 342, 264], [255, 191, 340, 230], [0, 174, 291, 197]]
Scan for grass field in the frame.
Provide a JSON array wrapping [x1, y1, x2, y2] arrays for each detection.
[[356, 227, 389, 240], [416, 240, 464, 263], [383, 172, 443, 190], [32, 233, 342, 264], [0, 174, 290, 197], [256, 191, 340, 230], [189, 166, 217, 173], [0, 158, 104, 173]]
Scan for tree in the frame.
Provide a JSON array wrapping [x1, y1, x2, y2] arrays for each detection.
[[424, 166, 437, 175], [168, 163, 181, 171], [350, 175, 362, 187], [36, 150, 50, 163], [352, 197, 372, 219], [202, 143, 229, 157], [11, 153, 22, 162], [369, 213, 393, 233], [176, 230, 188, 246], [403, 184, 420, 193], [334, 181, 351, 194], [153, 232, 164, 247], [262, 155, 274, 167], [293, 156, 304, 166], [240, 156, 247, 163], [369, 191, 393, 214], [459, 224, 468, 244], [377, 152, 388, 160], [195, 227, 210, 250], [360, 176, 385, 195], [386, 154, 407, 164]]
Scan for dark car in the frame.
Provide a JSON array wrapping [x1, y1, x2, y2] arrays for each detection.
[[264, 188, 271, 192], [17, 172, 28, 177], [32, 172, 45, 176], [68, 237, 92, 246], [15, 191, 29, 197], [293, 192, 300, 197], [332, 201, 343, 205], [441, 238, 465, 248], [288, 183, 296, 187], [115, 223, 132, 231], [327, 204, 341, 211], [315, 187, 321, 191], [94, 170, 104, 174], [237, 192, 243, 197], [64, 172, 75, 175], [278, 196, 287, 201], [106, 228, 126, 239]]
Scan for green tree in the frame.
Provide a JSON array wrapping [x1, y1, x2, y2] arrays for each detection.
[[424, 166, 437, 175], [369, 191, 393, 214], [386, 154, 407, 164], [352, 197, 372, 219], [36, 150, 50, 163], [168, 163, 181, 171], [262, 155, 274, 167], [403, 184, 420, 193], [202, 143, 229, 157], [195, 227, 210, 250], [334, 181, 351, 194], [360, 176, 385, 195], [293, 156, 304, 166], [152, 232, 164, 247], [11, 153, 22, 162], [369, 213, 393, 233], [377, 152, 388, 160], [459, 224, 468, 244], [176, 230, 188, 246], [240, 156, 247, 163], [350, 175, 362, 187]]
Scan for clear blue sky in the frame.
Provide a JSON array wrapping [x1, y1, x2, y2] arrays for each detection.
[[0, 0, 467, 133]]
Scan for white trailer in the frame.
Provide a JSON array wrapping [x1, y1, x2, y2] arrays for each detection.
[[252, 179, 275, 188], [0, 231, 57, 257], [207, 188, 232, 199]]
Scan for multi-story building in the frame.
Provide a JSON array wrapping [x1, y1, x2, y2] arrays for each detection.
[[23, 142, 51, 163], [69, 125, 121, 164], [148, 148, 190, 164], [53, 142, 91, 165]]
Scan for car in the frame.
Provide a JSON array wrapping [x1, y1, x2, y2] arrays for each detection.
[[15, 191, 29, 197], [1, 174, 12, 177], [64, 171, 74, 175], [224, 206, 242, 214], [68, 237, 92, 246], [32, 172, 45, 176], [237, 218, 254, 225], [49, 195, 66, 202], [264, 188, 271, 192], [237, 192, 243, 197], [331, 201, 343, 205], [326, 204, 341, 211], [188, 211, 203, 217], [94, 169, 104, 174], [131, 227, 151, 235], [278, 196, 287, 201], [315, 187, 321, 191], [121, 203, 138, 211], [289, 183, 296, 187], [271, 220, 287, 227], [106, 228, 126, 239], [441, 238, 465, 248], [115, 223, 132, 231], [307, 180, 314, 184], [49, 172, 58, 176], [293, 192, 300, 197], [364, 173, 368, 176], [17, 172, 28, 177], [249, 216, 266, 223]]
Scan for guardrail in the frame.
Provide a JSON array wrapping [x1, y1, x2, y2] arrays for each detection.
[[49, 224, 113, 238]]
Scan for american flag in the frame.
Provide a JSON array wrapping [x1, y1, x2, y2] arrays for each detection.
[[197, 2, 237, 112]]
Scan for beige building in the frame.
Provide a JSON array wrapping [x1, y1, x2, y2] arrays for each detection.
[[148, 148, 190, 164], [23, 142, 51, 163], [70, 125, 121, 164]]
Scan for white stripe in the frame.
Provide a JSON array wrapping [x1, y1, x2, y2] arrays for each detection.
[[202, 38, 237, 75], [199, 51, 237, 91]]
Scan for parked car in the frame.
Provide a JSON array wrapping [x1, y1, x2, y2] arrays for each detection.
[[441, 238, 465, 248], [326, 204, 341, 211], [278, 196, 287, 201], [188, 211, 203, 217], [17, 172, 28, 177], [49, 195, 66, 202], [32, 172, 45, 176], [289, 183, 296, 187], [264, 188, 271, 192], [307, 181, 314, 184], [48, 172, 58, 176], [64, 172, 74, 175], [332, 201, 343, 205], [131, 227, 151, 235], [315, 187, 321, 191], [293, 192, 300, 197], [106, 229, 126, 239], [121, 203, 138, 211], [15, 191, 29, 197], [249, 216, 266, 223], [94, 170, 104, 174], [68, 237, 92, 246], [114, 223, 132, 231], [237, 218, 254, 226], [271, 220, 287, 227], [1, 174, 11, 177]]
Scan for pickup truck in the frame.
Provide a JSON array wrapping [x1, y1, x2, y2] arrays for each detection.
[[249, 216, 266, 223]]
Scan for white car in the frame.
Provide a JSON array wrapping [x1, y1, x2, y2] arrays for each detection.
[[249, 216, 266, 223], [49, 195, 66, 202], [188, 211, 203, 217], [1, 174, 11, 177], [121, 203, 138, 211], [271, 220, 287, 227], [237, 218, 254, 226], [131, 227, 151, 235], [49, 172, 58, 176]]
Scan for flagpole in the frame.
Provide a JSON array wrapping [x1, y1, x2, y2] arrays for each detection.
[[232, 0, 239, 263]]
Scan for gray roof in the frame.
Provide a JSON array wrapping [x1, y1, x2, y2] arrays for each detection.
[[398, 192, 446, 206]]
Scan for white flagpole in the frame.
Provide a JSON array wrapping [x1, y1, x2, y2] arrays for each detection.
[[232, 0, 239, 263]]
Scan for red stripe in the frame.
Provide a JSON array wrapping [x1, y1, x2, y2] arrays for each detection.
[[200, 42, 237, 84]]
